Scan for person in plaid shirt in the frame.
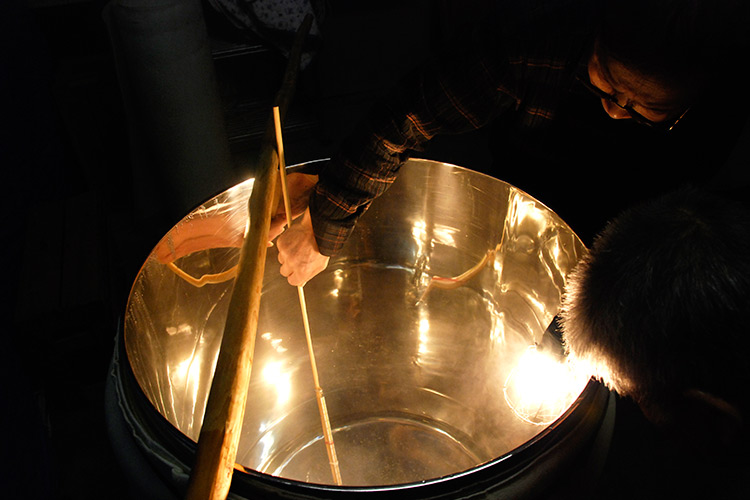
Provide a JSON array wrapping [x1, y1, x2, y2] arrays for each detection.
[[275, 0, 748, 286]]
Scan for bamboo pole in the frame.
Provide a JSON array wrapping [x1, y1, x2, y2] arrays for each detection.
[[273, 107, 343, 485], [185, 14, 313, 500]]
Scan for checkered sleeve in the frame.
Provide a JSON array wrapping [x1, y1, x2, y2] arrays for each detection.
[[309, 43, 521, 256]]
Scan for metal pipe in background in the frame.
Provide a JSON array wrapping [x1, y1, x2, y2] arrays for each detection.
[[103, 0, 236, 224]]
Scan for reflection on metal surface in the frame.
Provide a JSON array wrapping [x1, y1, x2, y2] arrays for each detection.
[[124, 159, 588, 487], [503, 345, 590, 426]]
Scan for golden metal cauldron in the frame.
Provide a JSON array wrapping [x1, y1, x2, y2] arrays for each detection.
[[115, 158, 611, 498]]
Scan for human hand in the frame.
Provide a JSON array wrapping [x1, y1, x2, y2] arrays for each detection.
[[268, 172, 319, 242], [276, 207, 330, 286], [152, 172, 318, 266]]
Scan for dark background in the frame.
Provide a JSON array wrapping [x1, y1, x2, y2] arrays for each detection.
[[1, 1, 748, 499], [1, 1, 489, 498]]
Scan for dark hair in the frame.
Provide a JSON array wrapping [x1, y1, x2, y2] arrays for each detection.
[[596, 0, 748, 90], [562, 187, 750, 413]]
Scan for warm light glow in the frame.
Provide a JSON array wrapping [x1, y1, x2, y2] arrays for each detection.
[[331, 269, 344, 298], [419, 318, 430, 334], [432, 223, 457, 246], [412, 219, 427, 244], [256, 431, 276, 469], [418, 318, 430, 355], [503, 345, 590, 425], [549, 238, 561, 261], [509, 197, 546, 228], [170, 358, 193, 384], [411, 219, 457, 247], [165, 323, 193, 336], [261, 332, 288, 353], [263, 361, 292, 405]]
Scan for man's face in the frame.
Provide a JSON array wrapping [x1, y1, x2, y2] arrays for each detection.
[[587, 52, 693, 126]]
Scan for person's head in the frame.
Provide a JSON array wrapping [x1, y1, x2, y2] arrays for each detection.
[[561, 187, 750, 454], [585, 0, 747, 128]]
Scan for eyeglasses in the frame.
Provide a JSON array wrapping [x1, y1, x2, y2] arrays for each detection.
[[575, 73, 690, 131]]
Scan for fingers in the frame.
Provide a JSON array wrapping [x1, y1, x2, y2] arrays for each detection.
[[277, 246, 325, 287], [281, 262, 328, 287], [276, 259, 308, 287], [276, 227, 329, 286], [277, 251, 290, 277]]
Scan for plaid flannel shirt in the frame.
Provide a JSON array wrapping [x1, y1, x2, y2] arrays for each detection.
[[310, 0, 599, 255]]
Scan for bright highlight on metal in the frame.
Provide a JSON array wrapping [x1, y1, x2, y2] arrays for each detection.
[[503, 345, 590, 426]]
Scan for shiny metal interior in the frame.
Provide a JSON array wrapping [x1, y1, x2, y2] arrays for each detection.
[[124, 158, 588, 487]]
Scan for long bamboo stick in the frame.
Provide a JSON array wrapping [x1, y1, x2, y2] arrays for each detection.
[[273, 106, 343, 485], [185, 14, 313, 500]]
